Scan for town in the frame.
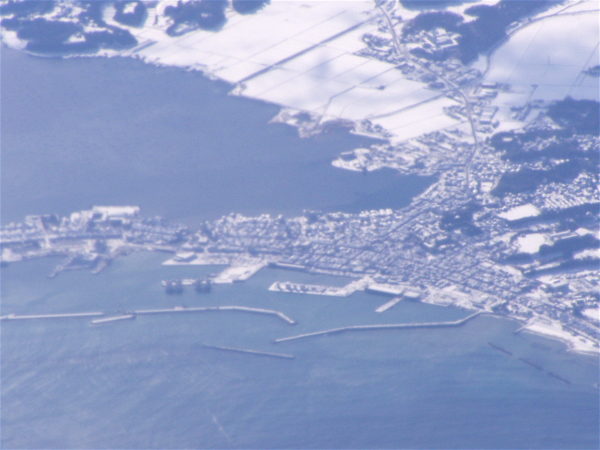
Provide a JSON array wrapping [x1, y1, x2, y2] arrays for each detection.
[[2, 128, 598, 354], [1, 0, 598, 355]]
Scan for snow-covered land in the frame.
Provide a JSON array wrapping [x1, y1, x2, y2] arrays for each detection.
[[123, 1, 462, 142], [515, 233, 549, 254], [582, 307, 600, 322], [3, 0, 598, 144], [486, 11, 599, 102], [484, 1, 600, 129], [1, 0, 598, 356], [0, 0, 465, 142], [524, 317, 598, 354], [498, 204, 541, 221]]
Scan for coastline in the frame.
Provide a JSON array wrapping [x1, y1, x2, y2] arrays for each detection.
[[1, 4, 598, 358], [521, 319, 599, 356]]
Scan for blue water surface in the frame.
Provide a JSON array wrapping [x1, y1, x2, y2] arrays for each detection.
[[1, 48, 431, 225], [1, 47, 599, 449], [1, 254, 598, 449]]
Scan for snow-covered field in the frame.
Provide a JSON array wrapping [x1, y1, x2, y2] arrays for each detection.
[[498, 204, 541, 221], [483, 3, 599, 132], [582, 307, 600, 322], [515, 233, 549, 254], [115, 1, 459, 142], [485, 7, 600, 103]]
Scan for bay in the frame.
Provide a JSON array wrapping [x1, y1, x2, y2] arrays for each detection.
[[1, 48, 431, 226]]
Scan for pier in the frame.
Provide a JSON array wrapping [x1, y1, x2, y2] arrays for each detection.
[[269, 281, 351, 297], [202, 344, 295, 360], [212, 261, 267, 284], [269, 277, 370, 298], [375, 296, 403, 313], [274, 312, 482, 343]]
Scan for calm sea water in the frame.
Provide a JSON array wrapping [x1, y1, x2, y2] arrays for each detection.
[[2, 254, 599, 449], [1, 48, 599, 449], [0, 48, 431, 225]]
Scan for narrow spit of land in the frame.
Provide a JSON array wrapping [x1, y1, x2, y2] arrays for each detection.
[[274, 312, 482, 343]]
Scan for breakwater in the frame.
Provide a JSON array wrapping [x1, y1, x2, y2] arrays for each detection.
[[488, 342, 572, 385], [1, 311, 104, 320], [274, 312, 482, 343], [91, 314, 136, 325], [202, 344, 295, 360], [488, 342, 513, 356], [134, 305, 296, 325], [1, 306, 296, 325]]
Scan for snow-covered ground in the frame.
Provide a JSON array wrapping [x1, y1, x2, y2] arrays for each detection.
[[524, 317, 599, 354], [582, 307, 600, 322], [515, 233, 549, 254], [485, 6, 600, 115], [6, 1, 597, 144], [122, 0, 598, 143], [483, 2, 599, 132], [212, 261, 267, 283], [112, 0, 461, 142], [498, 204, 541, 221]]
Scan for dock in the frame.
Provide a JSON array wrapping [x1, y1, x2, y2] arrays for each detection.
[[269, 281, 350, 297], [269, 277, 370, 298], [161, 278, 198, 287], [212, 261, 267, 284], [274, 312, 482, 343], [375, 296, 403, 313], [202, 344, 295, 360]]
